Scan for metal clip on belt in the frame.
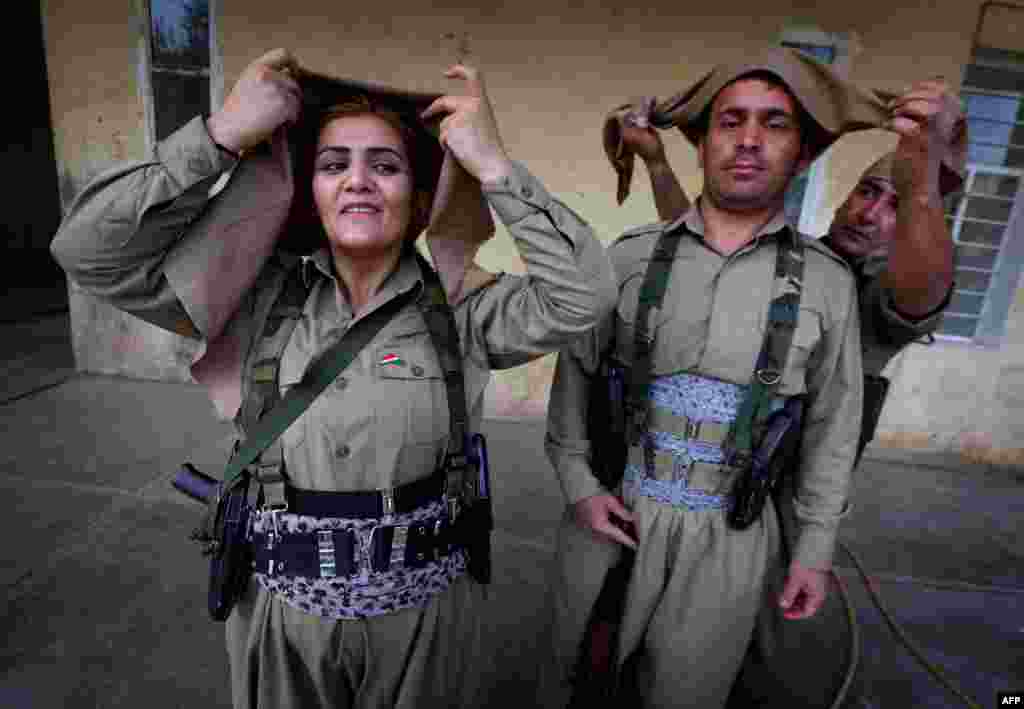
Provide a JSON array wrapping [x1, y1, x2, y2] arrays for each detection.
[[254, 515, 457, 580]]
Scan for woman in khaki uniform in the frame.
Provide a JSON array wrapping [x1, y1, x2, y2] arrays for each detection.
[[50, 50, 616, 709]]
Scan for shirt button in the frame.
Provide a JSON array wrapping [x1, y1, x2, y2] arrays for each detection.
[[521, 185, 534, 199], [411, 365, 424, 377], [335, 376, 348, 390], [336, 444, 351, 459]]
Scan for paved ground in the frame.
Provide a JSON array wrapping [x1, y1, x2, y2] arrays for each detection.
[[1, 312, 1021, 708]]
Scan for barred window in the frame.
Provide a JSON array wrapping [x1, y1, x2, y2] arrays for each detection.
[[142, 0, 214, 143], [940, 37, 1024, 344]]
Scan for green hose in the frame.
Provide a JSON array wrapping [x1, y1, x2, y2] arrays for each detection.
[[833, 541, 984, 709]]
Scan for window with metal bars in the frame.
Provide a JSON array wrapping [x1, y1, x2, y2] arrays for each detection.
[[146, 0, 211, 143], [939, 43, 1024, 343]]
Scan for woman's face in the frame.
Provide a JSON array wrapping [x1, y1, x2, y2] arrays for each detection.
[[312, 113, 414, 258]]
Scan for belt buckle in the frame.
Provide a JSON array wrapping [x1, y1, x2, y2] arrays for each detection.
[[317, 530, 337, 579], [260, 503, 288, 576], [381, 487, 396, 522]]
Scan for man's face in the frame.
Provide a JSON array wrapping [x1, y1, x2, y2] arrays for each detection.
[[828, 176, 899, 259], [698, 78, 809, 213]]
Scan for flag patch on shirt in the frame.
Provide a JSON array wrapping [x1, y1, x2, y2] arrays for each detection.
[[379, 353, 406, 367]]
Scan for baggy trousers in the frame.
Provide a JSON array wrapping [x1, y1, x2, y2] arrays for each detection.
[[542, 493, 782, 709], [226, 574, 485, 709]]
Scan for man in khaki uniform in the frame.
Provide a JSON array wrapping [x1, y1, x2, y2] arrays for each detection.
[[542, 46, 882, 708], [51, 51, 617, 708], [610, 77, 965, 706]]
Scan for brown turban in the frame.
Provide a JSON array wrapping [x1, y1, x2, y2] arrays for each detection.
[[604, 45, 966, 204]]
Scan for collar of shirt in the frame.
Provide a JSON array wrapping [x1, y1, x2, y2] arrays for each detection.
[[306, 246, 424, 322], [673, 196, 792, 254]]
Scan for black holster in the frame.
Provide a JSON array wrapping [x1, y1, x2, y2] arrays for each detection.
[[172, 463, 255, 622], [727, 397, 805, 531], [586, 361, 629, 489], [855, 374, 891, 467], [458, 432, 493, 585]]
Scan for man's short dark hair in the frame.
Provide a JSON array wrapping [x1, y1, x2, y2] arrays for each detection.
[[691, 70, 821, 151]]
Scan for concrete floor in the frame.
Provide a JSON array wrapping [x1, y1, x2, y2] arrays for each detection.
[[1, 312, 1021, 708]]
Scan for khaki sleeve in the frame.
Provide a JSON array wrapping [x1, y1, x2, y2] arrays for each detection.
[[50, 116, 237, 339], [458, 161, 617, 370], [791, 277, 864, 570], [861, 274, 949, 348], [544, 309, 616, 504]]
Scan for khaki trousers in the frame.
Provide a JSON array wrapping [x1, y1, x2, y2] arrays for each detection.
[[543, 494, 782, 709], [226, 574, 485, 709]]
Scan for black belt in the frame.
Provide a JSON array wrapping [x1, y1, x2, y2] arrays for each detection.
[[252, 516, 458, 579], [284, 472, 444, 519]]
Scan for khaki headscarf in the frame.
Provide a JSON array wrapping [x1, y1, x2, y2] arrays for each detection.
[[180, 69, 495, 419], [604, 45, 967, 204]]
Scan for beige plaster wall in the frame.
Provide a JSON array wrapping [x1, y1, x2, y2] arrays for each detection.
[[43, 0, 1024, 460]]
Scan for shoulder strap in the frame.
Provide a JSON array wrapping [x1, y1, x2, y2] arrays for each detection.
[[626, 225, 684, 444], [728, 234, 804, 464], [625, 225, 805, 459], [222, 269, 418, 489], [414, 252, 472, 511], [238, 261, 309, 438]]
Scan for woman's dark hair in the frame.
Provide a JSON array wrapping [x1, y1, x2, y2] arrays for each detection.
[[284, 94, 443, 255]]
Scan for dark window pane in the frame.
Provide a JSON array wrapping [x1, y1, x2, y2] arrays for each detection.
[[153, 71, 209, 141], [953, 268, 993, 293], [972, 45, 1024, 70], [958, 219, 1008, 248], [954, 244, 1000, 270], [964, 64, 1024, 94], [937, 313, 979, 338], [971, 173, 1020, 198], [964, 195, 1015, 222], [948, 291, 986, 316], [151, 0, 209, 69]]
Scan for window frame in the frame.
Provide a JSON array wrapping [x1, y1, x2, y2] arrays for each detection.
[[934, 41, 1024, 346], [134, 0, 222, 152]]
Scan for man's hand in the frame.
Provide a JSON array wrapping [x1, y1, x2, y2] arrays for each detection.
[[886, 79, 965, 196], [779, 560, 830, 620], [421, 64, 513, 185], [573, 494, 638, 549], [206, 48, 303, 155], [621, 97, 668, 166]]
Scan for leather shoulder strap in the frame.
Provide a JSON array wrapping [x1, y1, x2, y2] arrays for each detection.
[[414, 252, 472, 505]]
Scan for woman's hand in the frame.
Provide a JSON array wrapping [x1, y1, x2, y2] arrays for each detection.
[[206, 48, 303, 155], [421, 64, 513, 185]]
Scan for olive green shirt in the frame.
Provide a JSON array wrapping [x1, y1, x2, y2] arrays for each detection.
[[545, 203, 864, 570], [52, 116, 618, 493]]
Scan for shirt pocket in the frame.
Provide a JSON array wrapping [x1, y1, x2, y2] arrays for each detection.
[[372, 335, 449, 446]]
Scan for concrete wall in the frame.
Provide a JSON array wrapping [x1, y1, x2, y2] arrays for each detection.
[[43, 0, 1024, 462]]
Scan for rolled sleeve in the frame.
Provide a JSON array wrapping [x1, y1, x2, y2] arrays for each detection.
[[50, 115, 237, 338], [462, 161, 616, 369], [791, 276, 863, 570]]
